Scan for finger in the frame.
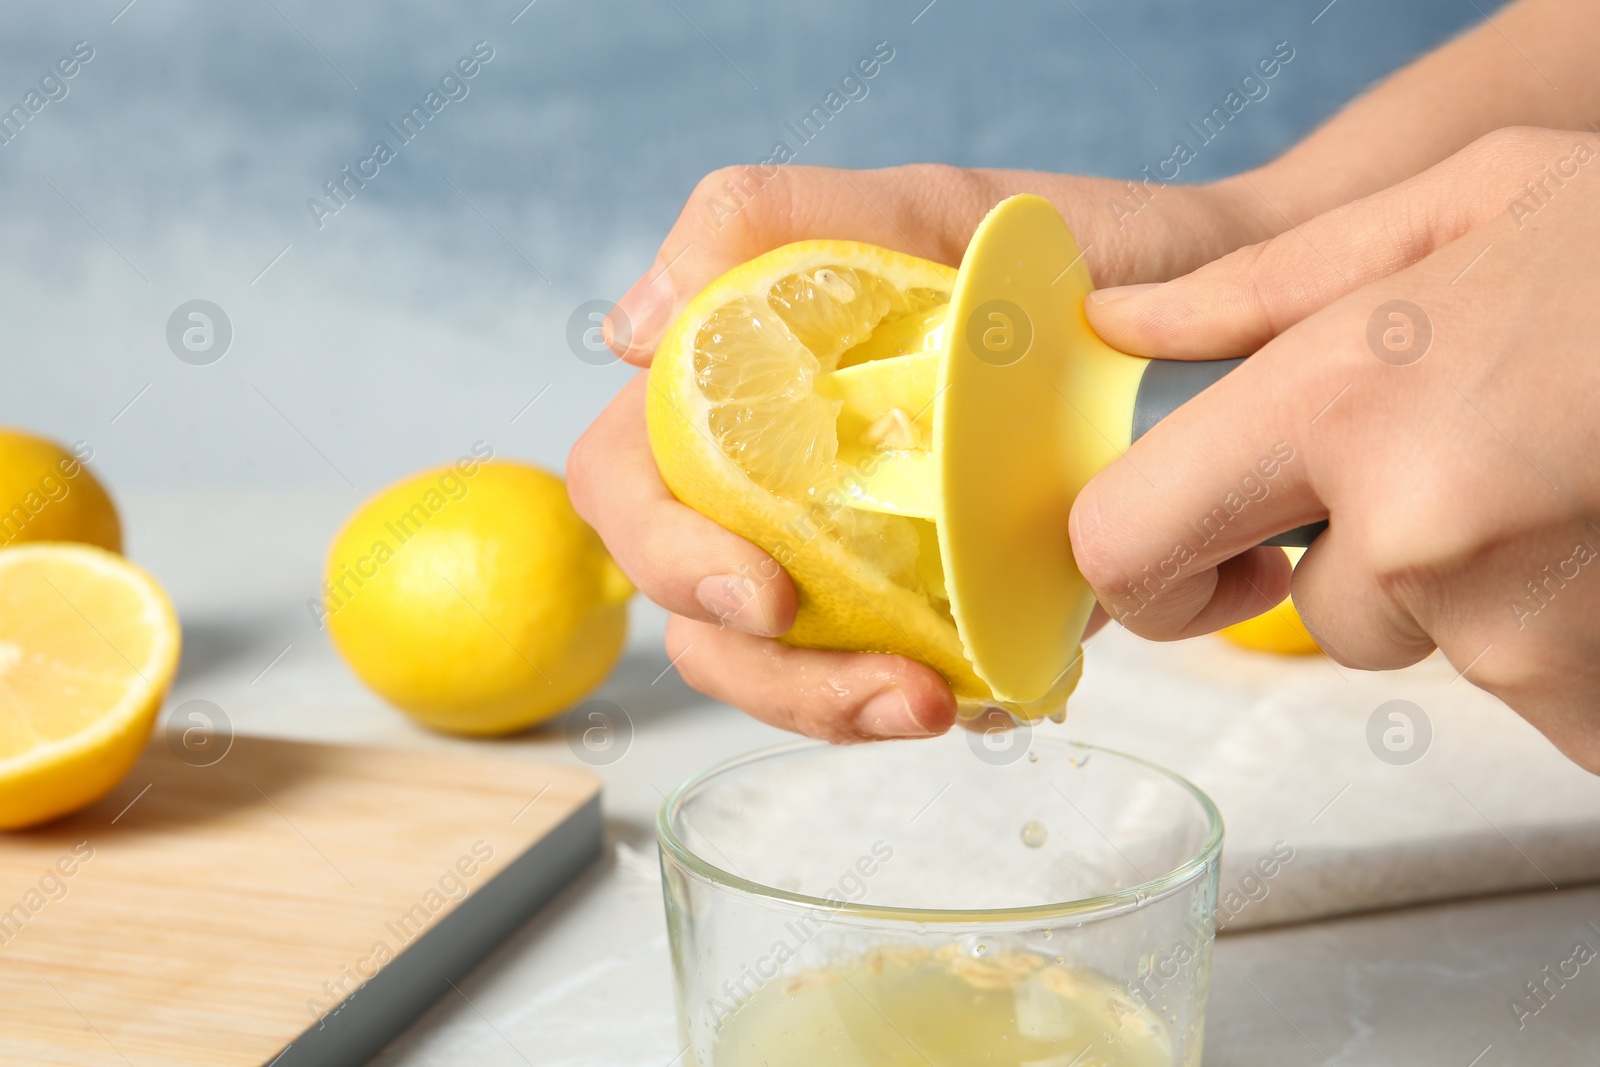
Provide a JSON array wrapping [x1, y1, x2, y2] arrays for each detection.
[[567, 375, 797, 636], [1086, 127, 1586, 359], [664, 614, 957, 743], [1069, 326, 1331, 640], [1082, 603, 1111, 640], [1105, 544, 1295, 640], [1287, 528, 1436, 671]]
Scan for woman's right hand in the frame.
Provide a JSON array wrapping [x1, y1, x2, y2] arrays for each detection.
[[567, 162, 1276, 742]]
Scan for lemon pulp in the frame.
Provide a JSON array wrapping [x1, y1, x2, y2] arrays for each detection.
[[693, 266, 954, 650]]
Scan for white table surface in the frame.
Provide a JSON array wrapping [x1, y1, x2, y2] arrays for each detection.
[[125, 488, 1600, 1065]]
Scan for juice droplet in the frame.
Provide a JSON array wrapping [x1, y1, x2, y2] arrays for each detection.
[[1020, 820, 1048, 848]]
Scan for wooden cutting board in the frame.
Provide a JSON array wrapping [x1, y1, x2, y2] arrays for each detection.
[[0, 735, 602, 1066]]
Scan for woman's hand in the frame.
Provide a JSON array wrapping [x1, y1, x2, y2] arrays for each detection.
[[1078, 127, 1600, 772], [568, 162, 1275, 742]]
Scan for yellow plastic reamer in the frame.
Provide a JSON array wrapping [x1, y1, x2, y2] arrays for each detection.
[[818, 194, 1320, 707]]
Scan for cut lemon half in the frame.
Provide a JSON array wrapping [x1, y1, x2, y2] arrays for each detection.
[[0, 543, 180, 829], [647, 241, 1074, 718]]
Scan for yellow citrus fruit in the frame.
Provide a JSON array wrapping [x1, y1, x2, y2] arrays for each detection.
[[324, 459, 634, 736], [1219, 548, 1322, 655], [647, 242, 1069, 717], [0, 429, 121, 553], [0, 543, 180, 829]]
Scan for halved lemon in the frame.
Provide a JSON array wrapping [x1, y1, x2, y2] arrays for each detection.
[[0, 543, 180, 829], [648, 242, 1065, 716]]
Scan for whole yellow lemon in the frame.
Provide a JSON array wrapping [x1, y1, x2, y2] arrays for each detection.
[[0, 428, 121, 552], [323, 457, 633, 735]]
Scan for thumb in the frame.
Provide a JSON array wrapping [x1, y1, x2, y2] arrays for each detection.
[[1085, 127, 1589, 360]]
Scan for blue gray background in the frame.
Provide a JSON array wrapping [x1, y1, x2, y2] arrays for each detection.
[[1, 0, 1489, 492]]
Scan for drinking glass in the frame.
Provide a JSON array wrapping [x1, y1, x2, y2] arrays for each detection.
[[657, 729, 1223, 1066]]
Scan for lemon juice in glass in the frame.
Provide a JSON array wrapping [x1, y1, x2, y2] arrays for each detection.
[[658, 732, 1223, 1065]]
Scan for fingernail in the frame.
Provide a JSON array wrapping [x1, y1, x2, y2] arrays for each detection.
[[857, 689, 936, 739], [612, 265, 676, 357], [695, 574, 781, 637], [1089, 282, 1161, 305]]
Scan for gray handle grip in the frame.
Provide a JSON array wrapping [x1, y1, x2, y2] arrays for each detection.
[[1130, 357, 1327, 549]]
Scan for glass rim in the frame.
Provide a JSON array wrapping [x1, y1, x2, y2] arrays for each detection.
[[656, 736, 1224, 925]]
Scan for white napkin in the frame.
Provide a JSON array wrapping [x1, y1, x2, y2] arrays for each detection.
[[1061, 626, 1600, 930]]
